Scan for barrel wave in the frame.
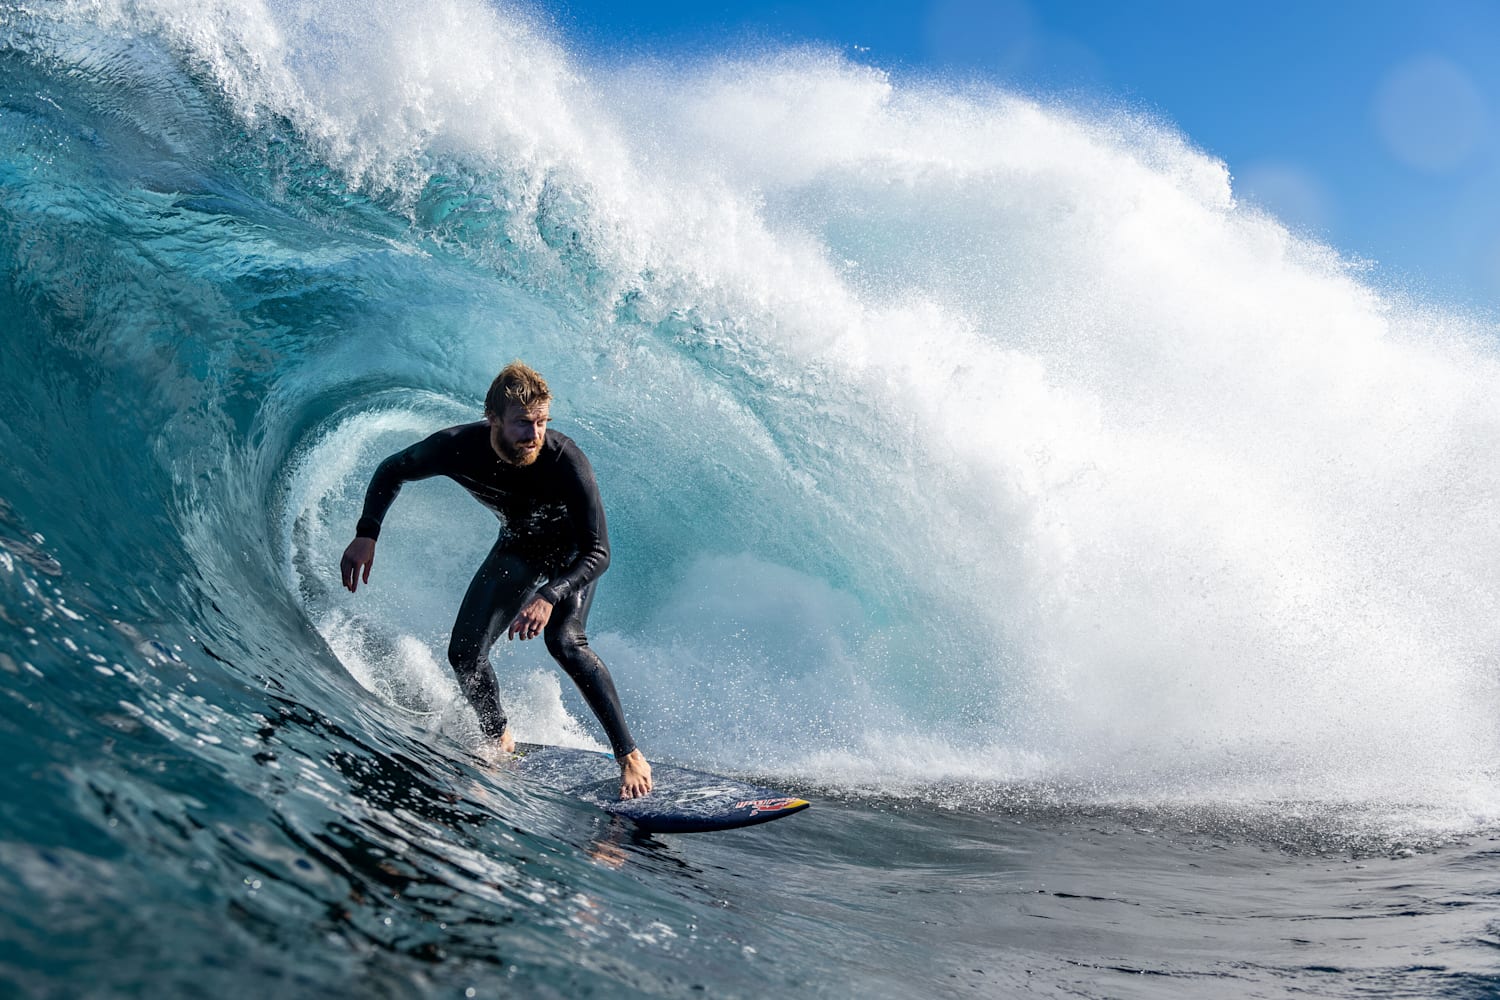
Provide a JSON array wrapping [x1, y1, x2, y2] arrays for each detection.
[[5, 2, 1500, 996]]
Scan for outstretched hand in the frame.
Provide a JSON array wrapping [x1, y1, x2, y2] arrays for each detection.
[[507, 597, 553, 641], [341, 537, 376, 592]]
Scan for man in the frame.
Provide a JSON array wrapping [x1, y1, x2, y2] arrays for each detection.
[[339, 361, 653, 799]]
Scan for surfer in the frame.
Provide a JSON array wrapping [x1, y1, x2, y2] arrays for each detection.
[[339, 361, 653, 799]]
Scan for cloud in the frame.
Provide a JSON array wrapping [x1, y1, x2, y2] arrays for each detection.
[[921, 0, 1105, 91], [1372, 54, 1489, 174], [923, 0, 1038, 72]]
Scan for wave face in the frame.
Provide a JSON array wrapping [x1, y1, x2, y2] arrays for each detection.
[[5, 0, 1500, 883]]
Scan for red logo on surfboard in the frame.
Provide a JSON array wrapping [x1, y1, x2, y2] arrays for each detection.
[[733, 796, 804, 815]]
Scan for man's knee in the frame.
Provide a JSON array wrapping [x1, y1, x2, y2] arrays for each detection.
[[543, 630, 571, 659], [544, 629, 591, 668], [448, 637, 484, 674]]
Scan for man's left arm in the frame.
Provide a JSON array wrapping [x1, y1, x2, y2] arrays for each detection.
[[537, 447, 610, 606], [507, 447, 609, 640]]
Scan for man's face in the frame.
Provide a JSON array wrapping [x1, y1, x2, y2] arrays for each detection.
[[488, 400, 550, 466]]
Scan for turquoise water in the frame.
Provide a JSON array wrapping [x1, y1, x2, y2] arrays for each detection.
[[4, 2, 1500, 996]]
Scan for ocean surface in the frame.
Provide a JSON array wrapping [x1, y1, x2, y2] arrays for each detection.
[[4, 2, 1500, 997]]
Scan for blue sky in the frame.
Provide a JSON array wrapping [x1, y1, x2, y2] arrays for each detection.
[[545, 0, 1500, 315]]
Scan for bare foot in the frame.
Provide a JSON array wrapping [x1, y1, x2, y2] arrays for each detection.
[[619, 749, 653, 799], [476, 728, 516, 765]]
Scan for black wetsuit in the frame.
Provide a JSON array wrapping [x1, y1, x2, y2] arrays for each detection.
[[355, 421, 636, 757]]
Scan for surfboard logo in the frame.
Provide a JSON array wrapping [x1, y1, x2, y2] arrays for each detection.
[[733, 796, 806, 815]]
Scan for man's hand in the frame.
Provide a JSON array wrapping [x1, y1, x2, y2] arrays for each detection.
[[507, 597, 553, 641], [341, 537, 376, 592]]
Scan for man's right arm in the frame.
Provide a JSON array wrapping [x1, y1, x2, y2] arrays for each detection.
[[340, 429, 456, 593]]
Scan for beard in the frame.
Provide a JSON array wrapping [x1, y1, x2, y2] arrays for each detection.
[[493, 430, 543, 466]]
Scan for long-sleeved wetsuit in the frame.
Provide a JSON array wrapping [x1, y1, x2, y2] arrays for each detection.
[[355, 421, 636, 757]]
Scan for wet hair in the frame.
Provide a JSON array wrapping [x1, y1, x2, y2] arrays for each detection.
[[485, 360, 551, 416]]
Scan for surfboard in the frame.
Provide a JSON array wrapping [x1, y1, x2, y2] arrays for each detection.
[[511, 742, 810, 834]]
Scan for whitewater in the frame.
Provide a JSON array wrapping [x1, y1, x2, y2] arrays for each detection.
[[3, 0, 1500, 996]]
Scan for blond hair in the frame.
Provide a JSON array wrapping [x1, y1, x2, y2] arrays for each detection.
[[485, 360, 551, 416]]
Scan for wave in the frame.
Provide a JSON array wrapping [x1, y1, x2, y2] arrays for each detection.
[[4, 0, 1500, 827]]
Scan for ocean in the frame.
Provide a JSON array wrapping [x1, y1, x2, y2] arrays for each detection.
[[3, 2, 1500, 996]]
